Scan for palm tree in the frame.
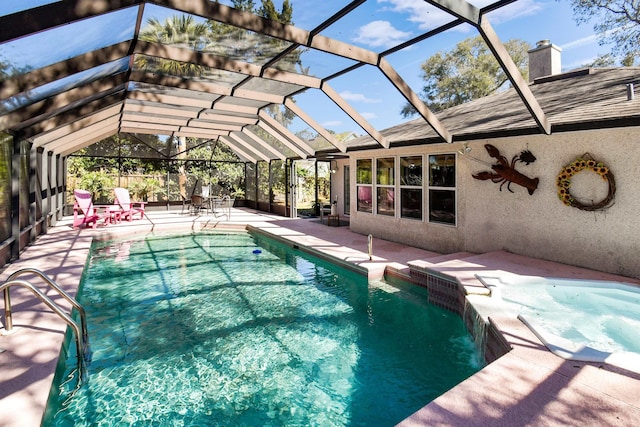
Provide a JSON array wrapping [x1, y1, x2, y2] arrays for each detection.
[[136, 15, 210, 77]]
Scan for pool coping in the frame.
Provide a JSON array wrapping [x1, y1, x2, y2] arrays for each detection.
[[1, 209, 640, 426]]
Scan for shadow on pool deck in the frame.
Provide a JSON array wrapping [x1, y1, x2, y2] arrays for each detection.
[[1, 208, 639, 427]]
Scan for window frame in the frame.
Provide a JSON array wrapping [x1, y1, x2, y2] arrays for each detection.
[[399, 155, 423, 221], [427, 153, 457, 226], [375, 157, 395, 217], [356, 158, 373, 213]]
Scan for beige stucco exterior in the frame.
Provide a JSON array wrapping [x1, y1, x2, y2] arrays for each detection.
[[339, 126, 640, 279]]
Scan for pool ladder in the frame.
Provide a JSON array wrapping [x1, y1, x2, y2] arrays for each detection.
[[1, 268, 90, 382]]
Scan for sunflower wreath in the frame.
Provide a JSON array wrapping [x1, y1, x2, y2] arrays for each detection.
[[556, 153, 616, 211]]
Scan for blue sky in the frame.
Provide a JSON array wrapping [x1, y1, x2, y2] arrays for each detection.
[[1, 0, 614, 137], [286, 0, 614, 134]]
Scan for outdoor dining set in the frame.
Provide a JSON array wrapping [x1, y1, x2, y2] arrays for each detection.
[[186, 186, 235, 219]]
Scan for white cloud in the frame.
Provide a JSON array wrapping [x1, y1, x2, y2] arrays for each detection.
[[561, 34, 598, 50], [361, 112, 378, 120], [352, 20, 411, 48], [339, 90, 382, 104], [377, 0, 453, 31], [322, 120, 342, 128], [485, 0, 544, 25], [379, 0, 544, 31]]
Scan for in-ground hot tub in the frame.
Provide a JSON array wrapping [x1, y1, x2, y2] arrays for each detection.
[[477, 274, 640, 374]]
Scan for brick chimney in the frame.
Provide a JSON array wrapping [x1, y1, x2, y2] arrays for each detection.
[[527, 40, 562, 82]]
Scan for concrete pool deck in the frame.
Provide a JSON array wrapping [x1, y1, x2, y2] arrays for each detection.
[[1, 208, 639, 426]]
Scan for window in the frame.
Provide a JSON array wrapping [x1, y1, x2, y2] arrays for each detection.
[[400, 156, 422, 220], [428, 154, 456, 225], [356, 159, 372, 212], [376, 157, 395, 216]]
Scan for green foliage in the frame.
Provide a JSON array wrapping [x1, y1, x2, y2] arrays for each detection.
[[258, 0, 293, 24], [586, 53, 617, 67], [129, 177, 161, 201], [356, 159, 372, 184], [256, 161, 270, 202], [0, 134, 11, 241], [232, 0, 256, 11], [267, 104, 297, 129], [135, 0, 298, 79], [140, 15, 209, 47], [74, 170, 117, 203], [0, 58, 11, 81], [137, 15, 210, 76], [0, 54, 33, 81], [270, 159, 286, 203], [401, 36, 530, 116], [570, 0, 639, 65], [68, 133, 247, 202], [257, 0, 277, 18]]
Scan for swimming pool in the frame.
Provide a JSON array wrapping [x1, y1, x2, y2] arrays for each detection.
[[479, 274, 640, 373], [44, 232, 481, 426]]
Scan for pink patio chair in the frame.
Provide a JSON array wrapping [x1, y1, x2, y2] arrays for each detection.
[[73, 189, 109, 229], [114, 187, 146, 221]]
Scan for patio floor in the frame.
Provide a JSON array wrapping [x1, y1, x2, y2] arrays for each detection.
[[1, 208, 639, 426]]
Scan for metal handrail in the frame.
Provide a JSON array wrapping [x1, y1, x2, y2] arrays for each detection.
[[0, 279, 87, 381], [5, 268, 88, 350]]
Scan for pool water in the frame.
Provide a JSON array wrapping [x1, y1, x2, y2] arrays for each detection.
[[481, 275, 640, 356], [45, 232, 481, 426]]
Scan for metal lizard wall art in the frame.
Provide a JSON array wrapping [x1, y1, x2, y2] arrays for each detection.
[[472, 144, 539, 195]]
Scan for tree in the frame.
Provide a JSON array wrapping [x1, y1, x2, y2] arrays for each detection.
[[401, 36, 530, 116], [0, 58, 11, 81], [232, 0, 256, 12], [0, 54, 33, 81], [258, 0, 293, 24], [570, 0, 639, 65], [207, 0, 296, 67], [587, 53, 617, 67], [137, 15, 210, 76]]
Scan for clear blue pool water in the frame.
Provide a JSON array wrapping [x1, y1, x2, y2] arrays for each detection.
[[480, 274, 640, 355], [45, 232, 481, 426]]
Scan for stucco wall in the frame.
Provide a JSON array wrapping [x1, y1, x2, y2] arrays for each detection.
[[347, 127, 640, 279]]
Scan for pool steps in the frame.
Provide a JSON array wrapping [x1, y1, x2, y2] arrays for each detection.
[[388, 252, 512, 364]]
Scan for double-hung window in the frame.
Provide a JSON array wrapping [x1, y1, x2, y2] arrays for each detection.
[[356, 159, 372, 213], [376, 157, 395, 216], [428, 154, 456, 225], [400, 156, 422, 220]]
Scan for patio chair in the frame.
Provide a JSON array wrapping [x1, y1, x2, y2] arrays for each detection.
[[200, 185, 212, 214], [179, 192, 192, 215], [114, 187, 146, 221], [73, 189, 109, 229], [190, 194, 205, 215]]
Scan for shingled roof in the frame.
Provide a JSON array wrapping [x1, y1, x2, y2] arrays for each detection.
[[346, 67, 640, 150]]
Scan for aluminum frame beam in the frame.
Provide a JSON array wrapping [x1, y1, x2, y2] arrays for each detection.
[[1, 0, 553, 159]]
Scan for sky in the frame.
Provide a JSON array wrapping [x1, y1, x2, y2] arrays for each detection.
[[287, 0, 615, 134], [227, 0, 617, 135], [0, 0, 616, 136]]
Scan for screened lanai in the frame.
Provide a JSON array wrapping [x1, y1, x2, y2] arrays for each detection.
[[0, 0, 551, 267]]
